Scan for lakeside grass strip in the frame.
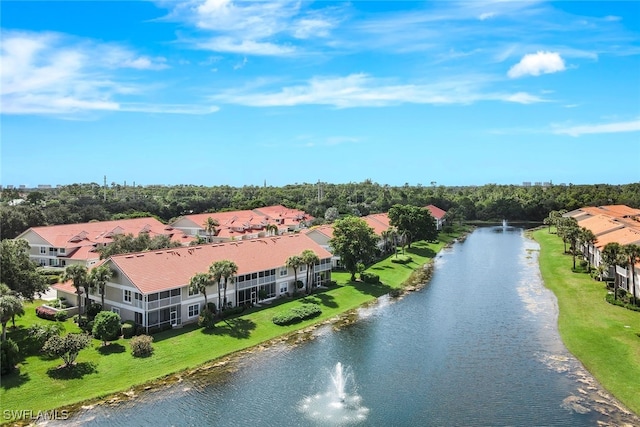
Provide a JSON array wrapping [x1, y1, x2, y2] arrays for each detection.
[[532, 228, 640, 415], [0, 228, 465, 420]]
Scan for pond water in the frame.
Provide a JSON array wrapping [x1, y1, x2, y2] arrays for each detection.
[[53, 227, 639, 426]]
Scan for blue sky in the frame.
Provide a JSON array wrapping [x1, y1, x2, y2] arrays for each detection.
[[1, 1, 639, 188]]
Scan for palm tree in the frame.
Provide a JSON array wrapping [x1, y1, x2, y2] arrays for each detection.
[[0, 294, 24, 341], [622, 244, 640, 303], [88, 265, 113, 310], [565, 226, 581, 270], [285, 255, 303, 296], [203, 217, 220, 243], [210, 260, 238, 311], [189, 272, 213, 309], [62, 264, 88, 315], [578, 227, 597, 272], [601, 242, 624, 301], [387, 226, 399, 257], [0, 284, 20, 328], [557, 217, 578, 254], [301, 250, 320, 294]]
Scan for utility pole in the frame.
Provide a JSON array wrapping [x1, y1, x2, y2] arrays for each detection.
[[103, 175, 107, 202]]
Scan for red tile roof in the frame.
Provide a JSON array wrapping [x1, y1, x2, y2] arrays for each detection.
[[578, 214, 626, 236], [425, 205, 447, 220], [19, 217, 193, 250], [595, 226, 640, 249], [108, 234, 332, 294], [172, 206, 313, 240]]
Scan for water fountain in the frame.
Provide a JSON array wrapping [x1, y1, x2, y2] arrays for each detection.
[[502, 219, 508, 228], [298, 362, 369, 425]]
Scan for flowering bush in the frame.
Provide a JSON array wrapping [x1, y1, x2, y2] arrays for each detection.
[[36, 305, 57, 321]]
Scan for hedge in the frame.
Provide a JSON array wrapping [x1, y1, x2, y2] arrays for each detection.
[[272, 304, 322, 326]]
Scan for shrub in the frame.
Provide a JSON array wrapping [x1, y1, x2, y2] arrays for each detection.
[[54, 310, 68, 322], [42, 333, 91, 368], [359, 272, 380, 284], [198, 308, 216, 329], [296, 280, 304, 289], [121, 321, 136, 339], [605, 293, 640, 312], [272, 304, 322, 326], [28, 323, 65, 346], [221, 306, 244, 319], [391, 256, 413, 264], [86, 303, 103, 319], [206, 302, 217, 314], [92, 311, 122, 345], [1, 339, 20, 375], [46, 275, 60, 285], [36, 305, 57, 321], [130, 335, 154, 357]]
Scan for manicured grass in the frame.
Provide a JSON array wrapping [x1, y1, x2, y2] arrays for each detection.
[[532, 229, 640, 415], [1, 227, 468, 421]]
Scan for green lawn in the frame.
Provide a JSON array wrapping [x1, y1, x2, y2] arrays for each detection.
[[532, 228, 640, 415], [1, 227, 466, 421]]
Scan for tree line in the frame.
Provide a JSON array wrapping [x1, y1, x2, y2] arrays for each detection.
[[2, 181, 639, 239]]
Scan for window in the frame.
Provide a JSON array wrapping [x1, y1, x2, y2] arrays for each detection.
[[299, 265, 306, 272], [135, 312, 142, 325], [188, 304, 199, 318], [135, 293, 143, 302], [280, 282, 288, 294], [40, 247, 47, 254], [112, 307, 120, 315], [123, 290, 132, 303], [280, 267, 288, 277], [59, 248, 66, 254], [189, 286, 199, 296]]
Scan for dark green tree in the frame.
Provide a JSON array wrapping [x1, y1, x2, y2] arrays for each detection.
[[42, 333, 91, 368], [329, 216, 379, 281], [0, 239, 47, 300], [92, 311, 121, 346], [388, 204, 437, 248]]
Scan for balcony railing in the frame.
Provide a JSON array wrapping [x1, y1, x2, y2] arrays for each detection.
[[147, 295, 181, 310]]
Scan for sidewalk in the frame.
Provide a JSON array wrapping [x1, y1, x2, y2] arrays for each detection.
[[39, 287, 58, 301]]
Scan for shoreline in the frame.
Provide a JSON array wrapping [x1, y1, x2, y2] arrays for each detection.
[[30, 263, 443, 423], [530, 228, 640, 416]]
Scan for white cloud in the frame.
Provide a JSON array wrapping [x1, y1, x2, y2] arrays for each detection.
[[552, 119, 640, 137], [503, 92, 546, 104], [212, 73, 548, 108], [195, 37, 295, 56], [165, 0, 338, 56], [508, 51, 566, 78], [479, 12, 496, 21], [0, 30, 215, 116]]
